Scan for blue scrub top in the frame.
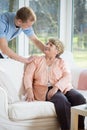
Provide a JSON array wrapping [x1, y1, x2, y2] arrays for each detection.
[[0, 12, 35, 41]]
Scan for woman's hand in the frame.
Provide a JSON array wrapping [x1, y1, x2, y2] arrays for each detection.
[[25, 88, 34, 102], [47, 87, 58, 100]]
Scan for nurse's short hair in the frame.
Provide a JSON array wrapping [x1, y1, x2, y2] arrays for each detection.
[[16, 6, 36, 22]]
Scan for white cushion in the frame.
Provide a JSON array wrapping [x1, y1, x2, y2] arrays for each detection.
[[8, 101, 57, 121], [61, 51, 76, 69], [70, 67, 83, 89], [0, 59, 24, 103]]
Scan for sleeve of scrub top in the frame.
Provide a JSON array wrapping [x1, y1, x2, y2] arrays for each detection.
[[23, 27, 35, 37], [0, 17, 7, 38]]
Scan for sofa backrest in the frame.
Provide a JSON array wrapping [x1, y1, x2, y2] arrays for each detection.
[[0, 59, 24, 103], [61, 51, 76, 69]]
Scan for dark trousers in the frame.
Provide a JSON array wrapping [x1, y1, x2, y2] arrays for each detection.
[[0, 53, 4, 58], [46, 88, 86, 130]]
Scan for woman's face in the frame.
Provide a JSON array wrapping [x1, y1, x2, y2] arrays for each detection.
[[44, 41, 58, 57]]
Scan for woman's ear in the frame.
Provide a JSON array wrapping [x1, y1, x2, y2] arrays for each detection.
[[56, 49, 58, 55]]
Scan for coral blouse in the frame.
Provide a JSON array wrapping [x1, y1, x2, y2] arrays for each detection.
[[24, 56, 73, 100]]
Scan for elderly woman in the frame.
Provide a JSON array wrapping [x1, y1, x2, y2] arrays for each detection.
[[24, 38, 86, 130]]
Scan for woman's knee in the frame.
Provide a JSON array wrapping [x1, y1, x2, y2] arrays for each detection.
[[66, 89, 86, 105], [50, 91, 71, 106], [77, 92, 86, 104]]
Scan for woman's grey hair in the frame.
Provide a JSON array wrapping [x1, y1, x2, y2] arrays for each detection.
[[48, 38, 64, 57]]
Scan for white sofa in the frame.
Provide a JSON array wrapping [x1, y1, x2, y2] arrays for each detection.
[[0, 51, 87, 130]]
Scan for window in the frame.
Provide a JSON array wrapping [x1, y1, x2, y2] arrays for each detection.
[[0, 0, 19, 53], [72, 0, 87, 67], [29, 0, 60, 55], [1, 0, 86, 67]]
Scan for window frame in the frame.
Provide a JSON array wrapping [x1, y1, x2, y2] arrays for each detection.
[[60, 0, 73, 51], [18, 0, 73, 56], [17, 0, 29, 57]]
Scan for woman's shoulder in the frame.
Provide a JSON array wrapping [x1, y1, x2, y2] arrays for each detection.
[[56, 57, 65, 63], [55, 57, 68, 68], [33, 55, 44, 60], [32, 55, 45, 64]]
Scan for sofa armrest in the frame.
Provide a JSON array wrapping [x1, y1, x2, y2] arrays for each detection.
[[0, 87, 8, 119]]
